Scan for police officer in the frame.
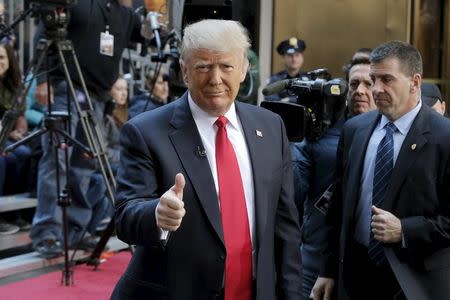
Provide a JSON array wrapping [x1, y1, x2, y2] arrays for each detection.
[[265, 37, 309, 102], [421, 82, 446, 116]]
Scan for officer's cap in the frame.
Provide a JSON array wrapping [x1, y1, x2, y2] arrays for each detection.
[[421, 83, 442, 107], [276, 37, 306, 55]]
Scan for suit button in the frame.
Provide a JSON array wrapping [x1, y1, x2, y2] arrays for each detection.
[[340, 259, 344, 264], [217, 255, 225, 262]]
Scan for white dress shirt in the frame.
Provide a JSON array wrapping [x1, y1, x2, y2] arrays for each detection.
[[160, 94, 257, 270], [355, 100, 422, 246], [188, 94, 256, 250]]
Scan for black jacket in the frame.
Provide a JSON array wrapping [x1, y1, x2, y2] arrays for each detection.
[[36, 0, 142, 101], [322, 106, 450, 299], [111, 94, 303, 299]]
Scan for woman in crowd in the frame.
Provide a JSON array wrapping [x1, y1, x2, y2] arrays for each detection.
[[128, 68, 169, 119], [0, 42, 32, 234], [109, 76, 129, 129]]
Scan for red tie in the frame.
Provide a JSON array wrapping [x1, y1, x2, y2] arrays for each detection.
[[215, 116, 252, 300]]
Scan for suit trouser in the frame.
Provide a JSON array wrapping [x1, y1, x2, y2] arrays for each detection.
[[344, 241, 406, 300]]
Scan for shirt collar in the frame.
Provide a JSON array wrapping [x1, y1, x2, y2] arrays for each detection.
[[188, 92, 239, 130], [378, 99, 422, 135]]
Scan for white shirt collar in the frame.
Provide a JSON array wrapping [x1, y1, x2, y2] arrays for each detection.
[[187, 92, 240, 129], [378, 99, 422, 135]]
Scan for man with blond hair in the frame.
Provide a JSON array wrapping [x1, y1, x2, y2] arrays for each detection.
[[111, 19, 302, 300]]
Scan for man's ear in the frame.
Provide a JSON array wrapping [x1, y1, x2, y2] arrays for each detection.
[[240, 59, 249, 83], [410, 73, 421, 93]]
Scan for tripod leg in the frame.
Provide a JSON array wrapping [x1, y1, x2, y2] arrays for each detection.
[[23, 39, 53, 102], [79, 110, 117, 203], [53, 116, 73, 286], [3, 128, 47, 154], [85, 219, 115, 269], [55, 41, 118, 264], [67, 45, 116, 186], [54, 128, 92, 155], [57, 42, 116, 204], [59, 189, 73, 286]]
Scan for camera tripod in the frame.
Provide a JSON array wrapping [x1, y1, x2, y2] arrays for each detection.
[[2, 13, 117, 287]]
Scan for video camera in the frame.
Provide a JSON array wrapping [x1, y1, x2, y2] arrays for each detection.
[[26, 0, 77, 38], [262, 74, 347, 142]]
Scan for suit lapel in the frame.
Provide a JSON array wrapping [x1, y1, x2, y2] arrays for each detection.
[[382, 106, 429, 210], [236, 103, 267, 247], [346, 113, 379, 215], [169, 95, 224, 246]]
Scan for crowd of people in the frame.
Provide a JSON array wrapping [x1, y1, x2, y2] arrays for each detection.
[[0, 1, 449, 300], [0, 41, 32, 234]]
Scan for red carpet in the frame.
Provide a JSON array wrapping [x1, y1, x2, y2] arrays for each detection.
[[0, 251, 131, 300]]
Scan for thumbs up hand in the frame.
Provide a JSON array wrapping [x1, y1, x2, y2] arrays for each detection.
[[156, 173, 186, 231]]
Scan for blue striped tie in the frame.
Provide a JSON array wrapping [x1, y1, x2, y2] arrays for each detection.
[[368, 122, 397, 265]]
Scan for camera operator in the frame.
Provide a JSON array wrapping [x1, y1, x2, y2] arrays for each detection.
[[265, 37, 310, 103], [30, 0, 153, 259], [292, 55, 376, 299]]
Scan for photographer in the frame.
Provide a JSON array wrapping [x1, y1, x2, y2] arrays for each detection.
[[29, 0, 152, 258], [293, 55, 376, 299]]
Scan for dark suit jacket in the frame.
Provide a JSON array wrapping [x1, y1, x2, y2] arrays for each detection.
[[111, 93, 302, 300], [321, 105, 450, 300]]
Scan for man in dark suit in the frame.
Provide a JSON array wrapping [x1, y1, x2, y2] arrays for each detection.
[[312, 41, 450, 300], [111, 19, 302, 300]]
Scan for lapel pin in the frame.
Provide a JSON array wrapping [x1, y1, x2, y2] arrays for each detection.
[[256, 130, 263, 137], [411, 143, 417, 150]]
